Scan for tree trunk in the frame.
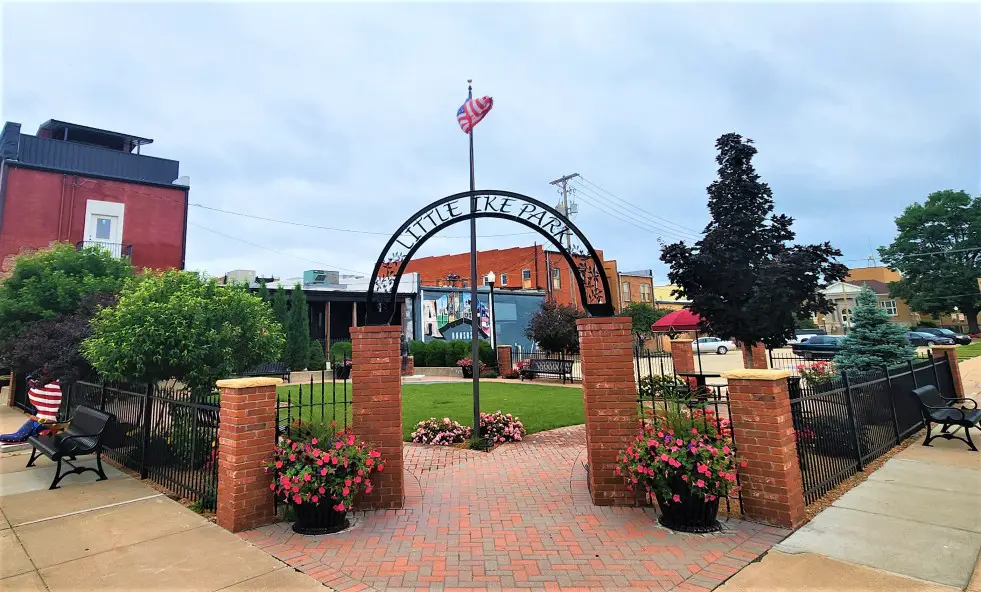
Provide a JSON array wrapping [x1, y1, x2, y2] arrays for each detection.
[[966, 306, 980, 334]]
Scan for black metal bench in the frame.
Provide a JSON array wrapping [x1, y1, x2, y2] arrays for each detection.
[[26, 405, 115, 489], [242, 362, 290, 383], [912, 385, 980, 451], [520, 358, 575, 384]]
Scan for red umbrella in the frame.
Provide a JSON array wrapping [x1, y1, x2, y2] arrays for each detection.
[[651, 308, 703, 332]]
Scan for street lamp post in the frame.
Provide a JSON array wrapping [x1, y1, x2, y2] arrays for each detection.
[[487, 271, 497, 350]]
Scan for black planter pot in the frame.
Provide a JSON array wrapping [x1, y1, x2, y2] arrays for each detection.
[[333, 365, 352, 380], [655, 480, 722, 533], [292, 502, 349, 535], [461, 366, 474, 379]]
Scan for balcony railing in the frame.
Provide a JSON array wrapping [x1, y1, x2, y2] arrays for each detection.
[[75, 241, 133, 259]]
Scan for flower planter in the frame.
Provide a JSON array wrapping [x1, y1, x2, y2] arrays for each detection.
[[291, 502, 349, 535], [655, 482, 721, 533], [461, 366, 474, 379], [333, 365, 352, 380]]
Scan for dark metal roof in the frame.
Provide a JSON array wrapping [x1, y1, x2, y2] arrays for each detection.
[[851, 279, 890, 295], [37, 119, 154, 147]]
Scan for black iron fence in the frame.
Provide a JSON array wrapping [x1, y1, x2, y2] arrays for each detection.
[[789, 357, 953, 504], [64, 381, 219, 510], [276, 367, 352, 441], [633, 347, 675, 380]]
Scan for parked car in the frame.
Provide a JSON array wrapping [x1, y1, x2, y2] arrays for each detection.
[[791, 335, 847, 360], [786, 329, 828, 346], [691, 337, 736, 355], [914, 327, 972, 346], [907, 331, 956, 347]]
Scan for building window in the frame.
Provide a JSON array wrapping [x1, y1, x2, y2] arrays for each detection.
[[551, 268, 561, 289], [841, 307, 852, 326], [640, 284, 651, 302], [622, 282, 631, 302], [521, 269, 531, 281], [500, 273, 508, 286], [879, 299, 898, 317], [482, 275, 489, 286]]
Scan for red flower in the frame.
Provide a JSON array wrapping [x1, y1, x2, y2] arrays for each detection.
[[303, 473, 312, 482], [377, 464, 385, 472], [342, 487, 350, 496], [274, 460, 283, 469], [369, 450, 381, 458], [696, 479, 705, 488], [318, 486, 325, 494], [288, 454, 296, 462], [345, 479, 352, 487], [311, 438, 318, 445], [672, 494, 681, 503]]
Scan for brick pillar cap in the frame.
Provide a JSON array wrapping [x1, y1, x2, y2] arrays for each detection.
[[217, 377, 282, 388], [352, 325, 401, 333], [722, 369, 791, 381], [931, 345, 958, 351], [576, 316, 630, 326], [670, 338, 693, 344]]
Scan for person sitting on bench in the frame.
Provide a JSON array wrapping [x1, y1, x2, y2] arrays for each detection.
[[0, 377, 62, 446]]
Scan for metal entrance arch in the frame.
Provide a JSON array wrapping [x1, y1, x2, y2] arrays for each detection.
[[365, 189, 615, 325]]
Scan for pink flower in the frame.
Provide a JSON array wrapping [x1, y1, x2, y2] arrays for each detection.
[[292, 494, 302, 504], [335, 441, 343, 450], [303, 473, 312, 482], [696, 479, 705, 488], [311, 495, 319, 503], [311, 438, 318, 445], [697, 463, 708, 474], [369, 450, 381, 458], [347, 435, 356, 446], [291, 486, 299, 493], [691, 428, 698, 435], [318, 486, 325, 494], [354, 476, 362, 484], [317, 459, 324, 466], [333, 502, 345, 512], [274, 460, 283, 469], [345, 479, 352, 487], [660, 453, 669, 462], [723, 446, 731, 454], [672, 494, 681, 503], [740, 461, 748, 468], [681, 475, 688, 481], [377, 464, 385, 472], [331, 457, 339, 465], [288, 454, 296, 462], [342, 487, 350, 496], [320, 468, 328, 476], [269, 482, 276, 490], [364, 486, 373, 495]]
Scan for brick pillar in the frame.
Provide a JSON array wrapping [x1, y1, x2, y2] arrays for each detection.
[[741, 343, 769, 369], [352, 325, 403, 510], [670, 339, 695, 375], [497, 345, 512, 376], [577, 316, 638, 506], [722, 369, 806, 529], [215, 377, 281, 533], [932, 345, 965, 397]]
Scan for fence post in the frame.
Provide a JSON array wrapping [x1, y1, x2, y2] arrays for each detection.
[[930, 353, 942, 390], [841, 371, 864, 471], [140, 383, 153, 480], [931, 346, 964, 398], [909, 360, 919, 389], [100, 383, 107, 411], [884, 365, 901, 446], [496, 345, 512, 378]]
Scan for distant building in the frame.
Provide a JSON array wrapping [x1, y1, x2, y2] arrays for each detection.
[[653, 284, 691, 310], [616, 269, 655, 309], [0, 119, 189, 275]]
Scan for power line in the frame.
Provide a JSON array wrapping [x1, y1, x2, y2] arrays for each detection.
[[577, 176, 704, 235], [572, 182, 700, 241], [899, 246, 981, 258], [572, 186, 697, 241], [187, 221, 370, 276]]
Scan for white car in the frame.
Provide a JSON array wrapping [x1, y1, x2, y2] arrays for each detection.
[[691, 337, 736, 355]]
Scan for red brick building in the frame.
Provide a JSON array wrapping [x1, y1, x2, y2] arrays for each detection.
[[615, 269, 655, 309], [404, 244, 623, 310], [0, 119, 189, 274]]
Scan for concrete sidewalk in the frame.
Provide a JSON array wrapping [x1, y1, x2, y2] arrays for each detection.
[[721, 435, 981, 591], [0, 404, 326, 592]]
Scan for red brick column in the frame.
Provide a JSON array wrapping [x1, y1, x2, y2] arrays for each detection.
[[352, 325, 403, 510], [723, 369, 806, 529], [741, 343, 769, 370], [670, 339, 695, 375], [215, 377, 281, 533], [497, 345, 513, 376], [932, 346, 964, 397], [577, 316, 638, 506]]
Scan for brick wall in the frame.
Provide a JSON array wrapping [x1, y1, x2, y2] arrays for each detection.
[[617, 274, 654, 310], [496, 345, 512, 376], [577, 316, 638, 506], [352, 325, 404, 510], [215, 377, 280, 533], [741, 343, 768, 370], [670, 339, 695, 375], [723, 369, 806, 529]]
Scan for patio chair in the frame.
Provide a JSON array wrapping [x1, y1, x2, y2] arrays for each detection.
[[911, 385, 980, 452]]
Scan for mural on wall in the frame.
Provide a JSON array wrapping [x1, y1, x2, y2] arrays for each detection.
[[422, 291, 490, 340]]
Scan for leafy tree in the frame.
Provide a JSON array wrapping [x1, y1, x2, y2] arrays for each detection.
[[878, 190, 981, 334], [833, 287, 914, 374], [330, 340, 353, 363], [257, 279, 270, 302], [0, 243, 132, 348], [661, 133, 847, 349], [307, 340, 326, 370], [525, 300, 585, 353], [271, 286, 289, 328], [618, 303, 669, 343], [6, 292, 117, 385], [83, 270, 284, 399], [794, 311, 818, 330], [285, 283, 311, 370]]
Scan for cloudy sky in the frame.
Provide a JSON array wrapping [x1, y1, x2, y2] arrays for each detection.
[[2, 2, 979, 283]]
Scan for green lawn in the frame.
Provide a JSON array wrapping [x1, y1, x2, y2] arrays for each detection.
[[958, 342, 981, 361], [276, 381, 585, 441]]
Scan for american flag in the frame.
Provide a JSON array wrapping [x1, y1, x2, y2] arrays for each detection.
[[457, 95, 494, 134], [28, 380, 63, 422]]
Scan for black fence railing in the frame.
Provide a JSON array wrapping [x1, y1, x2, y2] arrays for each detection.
[[789, 357, 952, 504], [276, 365, 352, 441], [64, 381, 219, 510], [634, 347, 675, 380]]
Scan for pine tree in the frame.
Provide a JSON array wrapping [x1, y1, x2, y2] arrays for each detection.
[[271, 286, 289, 328], [833, 287, 915, 374], [257, 279, 270, 302], [285, 283, 310, 370]]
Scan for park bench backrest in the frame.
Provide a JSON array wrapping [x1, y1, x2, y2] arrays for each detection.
[[912, 385, 946, 410], [65, 406, 113, 452], [528, 359, 573, 374]]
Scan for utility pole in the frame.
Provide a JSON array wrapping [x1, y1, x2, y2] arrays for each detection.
[[550, 173, 580, 309]]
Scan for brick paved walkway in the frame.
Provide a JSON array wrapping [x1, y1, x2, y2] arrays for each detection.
[[240, 425, 789, 592]]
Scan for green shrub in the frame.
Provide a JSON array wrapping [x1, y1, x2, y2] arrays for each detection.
[[307, 341, 326, 370], [450, 340, 470, 365], [409, 340, 426, 362], [426, 340, 449, 367], [330, 341, 352, 363]]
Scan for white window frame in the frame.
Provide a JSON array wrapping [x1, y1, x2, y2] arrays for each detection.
[[84, 200, 125, 245], [521, 269, 531, 281], [622, 281, 631, 302], [640, 284, 651, 302], [879, 299, 898, 317], [551, 268, 561, 289], [500, 273, 508, 286]]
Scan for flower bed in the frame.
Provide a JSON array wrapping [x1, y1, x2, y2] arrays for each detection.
[[411, 417, 473, 445], [480, 411, 525, 444]]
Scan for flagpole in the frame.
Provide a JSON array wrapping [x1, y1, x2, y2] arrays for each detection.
[[467, 79, 481, 448]]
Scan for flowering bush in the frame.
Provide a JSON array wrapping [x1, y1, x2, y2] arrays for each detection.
[[798, 361, 837, 385], [504, 365, 522, 379], [617, 406, 744, 506], [480, 411, 525, 444], [411, 417, 473, 445], [456, 357, 486, 370], [266, 425, 382, 512]]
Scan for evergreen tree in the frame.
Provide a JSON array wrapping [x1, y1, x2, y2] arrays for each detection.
[[257, 279, 270, 302], [271, 286, 289, 329], [285, 283, 310, 370], [833, 287, 914, 374]]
